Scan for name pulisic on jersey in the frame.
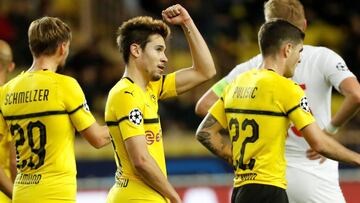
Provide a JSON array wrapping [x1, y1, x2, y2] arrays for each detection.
[[233, 86, 258, 99]]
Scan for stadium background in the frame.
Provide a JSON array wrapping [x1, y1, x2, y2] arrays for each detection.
[[1, 0, 360, 202]]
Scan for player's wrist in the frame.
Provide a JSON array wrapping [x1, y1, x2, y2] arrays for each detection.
[[324, 123, 340, 134]]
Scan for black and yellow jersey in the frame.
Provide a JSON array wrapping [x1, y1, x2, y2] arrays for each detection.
[[105, 73, 177, 184], [0, 70, 95, 202], [210, 69, 315, 189]]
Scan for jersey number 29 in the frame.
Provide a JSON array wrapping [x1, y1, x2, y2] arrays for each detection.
[[10, 121, 46, 170]]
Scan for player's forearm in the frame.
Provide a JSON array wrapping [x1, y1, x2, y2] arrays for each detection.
[[330, 95, 360, 127], [316, 135, 360, 166], [134, 157, 180, 202], [0, 167, 13, 199], [81, 123, 111, 148], [303, 124, 360, 166], [332, 77, 360, 127], [196, 115, 232, 165], [181, 19, 216, 81], [9, 143, 17, 182]]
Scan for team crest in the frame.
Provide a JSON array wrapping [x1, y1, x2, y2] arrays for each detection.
[[129, 108, 143, 125], [300, 96, 310, 113]]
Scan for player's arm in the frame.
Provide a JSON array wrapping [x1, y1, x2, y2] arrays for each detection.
[[195, 55, 262, 116], [327, 77, 360, 131], [162, 4, 216, 95], [307, 77, 360, 162], [9, 142, 16, 182], [301, 123, 360, 165], [196, 113, 232, 165], [125, 135, 181, 203], [195, 78, 229, 117], [0, 166, 12, 198], [80, 123, 111, 149]]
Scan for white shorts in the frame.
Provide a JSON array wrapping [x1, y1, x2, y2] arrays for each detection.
[[286, 166, 346, 203]]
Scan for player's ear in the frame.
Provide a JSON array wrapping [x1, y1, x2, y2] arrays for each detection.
[[283, 43, 293, 58], [130, 43, 141, 58], [58, 42, 68, 56], [7, 62, 15, 73]]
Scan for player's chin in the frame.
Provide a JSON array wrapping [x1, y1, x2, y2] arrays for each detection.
[[151, 73, 162, 81]]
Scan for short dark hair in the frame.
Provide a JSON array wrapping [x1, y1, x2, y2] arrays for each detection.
[[258, 19, 305, 57], [116, 16, 170, 64], [28, 16, 71, 57]]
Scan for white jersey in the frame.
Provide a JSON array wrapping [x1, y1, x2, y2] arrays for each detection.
[[223, 45, 355, 182]]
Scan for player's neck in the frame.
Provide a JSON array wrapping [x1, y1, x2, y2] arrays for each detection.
[[28, 56, 59, 72], [0, 72, 6, 85], [123, 64, 149, 91], [261, 57, 286, 76]]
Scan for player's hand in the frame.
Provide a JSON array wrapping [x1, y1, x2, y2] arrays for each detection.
[[162, 4, 191, 25], [306, 148, 327, 164]]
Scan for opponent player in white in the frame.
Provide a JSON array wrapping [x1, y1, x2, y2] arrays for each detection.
[[195, 0, 360, 202]]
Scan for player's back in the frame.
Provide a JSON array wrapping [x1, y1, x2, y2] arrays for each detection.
[[222, 69, 307, 189], [0, 70, 92, 202]]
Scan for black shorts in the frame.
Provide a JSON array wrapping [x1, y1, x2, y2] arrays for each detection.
[[231, 184, 289, 203]]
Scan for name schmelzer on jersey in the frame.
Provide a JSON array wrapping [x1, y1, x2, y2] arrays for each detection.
[[4, 89, 49, 105]]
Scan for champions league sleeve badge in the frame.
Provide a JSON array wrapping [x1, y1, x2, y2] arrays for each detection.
[[300, 96, 310, 113], [129, 108, 143, 125], [83, 100, 90, 112]]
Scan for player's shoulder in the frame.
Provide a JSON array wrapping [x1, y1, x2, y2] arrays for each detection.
[[52, 72, 79, 84], [109, 78, 139, 100], [303, 45, 338, 58], [270, 73, 301, 91]]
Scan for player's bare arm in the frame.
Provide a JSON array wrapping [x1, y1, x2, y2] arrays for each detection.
[[196, 114, 232, 165], [195, 89, 219, 117], [80, 123, 111, 149], [0, 167, 12, 198], [125, 136, 182, 203], [162, 4, 216, 95], [330, 77, 360, 129], [307, 77, 360, 163], [302, 123, 360, 166]]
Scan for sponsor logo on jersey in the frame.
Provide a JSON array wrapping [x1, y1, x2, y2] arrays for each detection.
[[145, 130, 161, 145], [128, 108, 143, 125], [15, 173, 42, 185]]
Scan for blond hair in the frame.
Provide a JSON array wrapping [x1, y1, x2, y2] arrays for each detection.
[[28, 16, 71, 57], [264, 0, 306, 31]]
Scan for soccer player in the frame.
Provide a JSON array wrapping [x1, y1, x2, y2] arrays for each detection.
[[195, 0, 360, 202], [0, 39, 16, 202], [0, 17, 111, 203], [105, 4, 216, 203], [196, 19, 360, 203]]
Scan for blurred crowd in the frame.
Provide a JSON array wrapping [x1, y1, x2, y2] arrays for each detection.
[[0, 0, 359, 133]]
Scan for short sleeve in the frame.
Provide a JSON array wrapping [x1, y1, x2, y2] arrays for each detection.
[[318, 47, 355, 91], [62, 77, 95, 132], [113, 91, 145, 140], [209, 98, 227, 129], [278, 81, 315, 130]]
